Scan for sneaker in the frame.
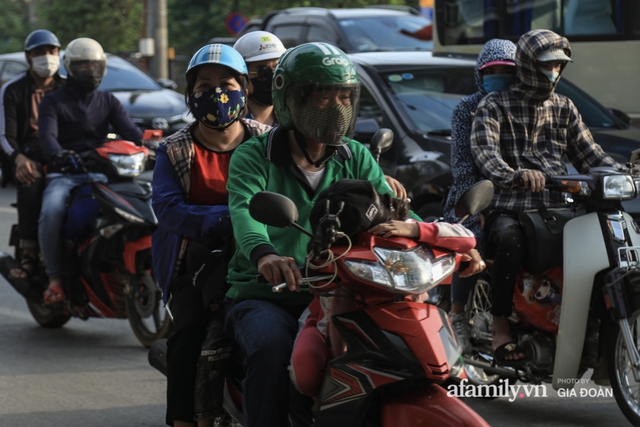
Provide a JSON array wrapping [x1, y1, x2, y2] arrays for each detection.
[[449, 312, 472, 354]]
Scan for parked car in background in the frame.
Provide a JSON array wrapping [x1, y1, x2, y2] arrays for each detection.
[[234, 6, 433, 52], [0, 52, 192, 136], [348, 51, 640, 218]]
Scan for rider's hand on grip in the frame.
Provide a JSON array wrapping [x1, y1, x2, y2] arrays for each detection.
[[520, 169, 546, 193], [49, 149, 85, 174], [257, 254, 302, 292]]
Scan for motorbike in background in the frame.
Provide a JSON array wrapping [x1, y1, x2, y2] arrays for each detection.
[[462, 162, 640, 426], [0, 130, 169, 348]]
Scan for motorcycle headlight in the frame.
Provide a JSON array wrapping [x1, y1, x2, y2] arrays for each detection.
[[344, 246, 455, 295], [108, 152, 146, 177], [602, 174, 636, 200]]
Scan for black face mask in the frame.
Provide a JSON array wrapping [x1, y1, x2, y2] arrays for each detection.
[[248, 65, 274, 106], [249, 77, 273, 106]]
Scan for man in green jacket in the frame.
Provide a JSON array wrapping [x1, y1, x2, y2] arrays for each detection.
[[224, 42, 395, 427]]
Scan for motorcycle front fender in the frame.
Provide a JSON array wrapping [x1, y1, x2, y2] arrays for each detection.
[[381, 383, 489, 427], [123, 235, 152, 274], [553, 212, 609, 389]]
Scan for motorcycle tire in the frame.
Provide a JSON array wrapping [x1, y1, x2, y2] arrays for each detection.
[[125, 250, 170, 348], [464, 277, 515, 398], [607, 307, 640, 427], [26, 299, 71, 328]]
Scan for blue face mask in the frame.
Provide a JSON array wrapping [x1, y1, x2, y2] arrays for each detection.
[[541, 70, 560, 83], [481, 74, 516, 93]]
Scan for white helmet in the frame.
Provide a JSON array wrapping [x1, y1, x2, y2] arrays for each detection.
[[233, 31, 286, 63], [64, 38, 107, 89]]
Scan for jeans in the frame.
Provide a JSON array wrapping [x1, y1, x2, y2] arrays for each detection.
[[486, 213, 526, 317], [13, 164, 45, 246], [38, 172, 107, 277], [450, 273, 477, 307], [223, 298, 307, 427]]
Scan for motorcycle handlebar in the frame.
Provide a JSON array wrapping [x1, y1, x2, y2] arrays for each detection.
[[270, 274, 336, 293]]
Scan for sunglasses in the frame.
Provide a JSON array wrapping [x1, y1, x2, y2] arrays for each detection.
[[249, 65, 275, 82]]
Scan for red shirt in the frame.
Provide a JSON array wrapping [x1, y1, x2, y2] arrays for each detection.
[[189, 139, 233, 206]]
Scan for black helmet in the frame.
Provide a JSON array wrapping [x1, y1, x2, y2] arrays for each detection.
[[24, 29, 61, 52]]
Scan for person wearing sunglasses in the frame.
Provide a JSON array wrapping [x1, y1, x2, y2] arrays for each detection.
[[233, 31, 286, 127]]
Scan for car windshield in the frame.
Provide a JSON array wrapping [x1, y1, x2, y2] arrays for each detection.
[[99, 56, 161, 92], [555, 80, 617, 128], [382, 67, 476, 133], [60, 55, 161, 92], [381, 66, 618, 133], [338, 16, 433, 52]]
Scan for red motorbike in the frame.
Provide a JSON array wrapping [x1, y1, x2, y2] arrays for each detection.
[[0, 131, 169, 347], [216, 180, 494, 426]]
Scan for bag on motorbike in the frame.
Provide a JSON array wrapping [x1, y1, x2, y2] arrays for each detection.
[[518, 203, 585, 274], [185, 235, 234, 308]]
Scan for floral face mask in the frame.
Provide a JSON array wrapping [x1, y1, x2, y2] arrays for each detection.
[[188, 86, 246, 130]]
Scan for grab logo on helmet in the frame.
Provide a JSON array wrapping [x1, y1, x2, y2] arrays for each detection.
[[322, 56, 350, 66], [316, 43, 350, 66]]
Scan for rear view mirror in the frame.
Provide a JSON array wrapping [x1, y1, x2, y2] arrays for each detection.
[[157, 78, 178, 90], [609, 108, 631, 125], [249, 191, 314, 237], [249, 192, 298, 228], [369, 128, 394, 163], [454, 180, 494, 223]]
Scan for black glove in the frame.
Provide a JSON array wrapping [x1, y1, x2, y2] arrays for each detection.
[[49, 150, 84, 174]]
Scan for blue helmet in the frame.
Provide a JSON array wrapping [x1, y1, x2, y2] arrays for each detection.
[[24, 29, 60, 52], [186, 44, 248, 78]]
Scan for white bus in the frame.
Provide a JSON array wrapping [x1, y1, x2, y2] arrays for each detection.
[[432, 0, 640, 122]]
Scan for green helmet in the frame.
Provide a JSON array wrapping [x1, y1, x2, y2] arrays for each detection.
[[273, 43, 360, 144]]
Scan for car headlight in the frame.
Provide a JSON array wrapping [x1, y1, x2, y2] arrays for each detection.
[[108, 152, 146, 177], [344, 245, 455, 294], [171, 110, 194, 124], [603, 174, 636, 200]]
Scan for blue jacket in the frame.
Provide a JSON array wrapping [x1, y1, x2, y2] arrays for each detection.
[[38, 78, 142, 161], [151, 120, 272, 303]]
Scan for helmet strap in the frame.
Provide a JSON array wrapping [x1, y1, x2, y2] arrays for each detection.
[[293, 129, 337, 167]]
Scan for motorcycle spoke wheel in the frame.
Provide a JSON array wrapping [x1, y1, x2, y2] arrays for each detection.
[[609, 308, 640, 426], [468, 278, 493, 342], [126, 267, 170, 348], [463, 277, 514, 397]]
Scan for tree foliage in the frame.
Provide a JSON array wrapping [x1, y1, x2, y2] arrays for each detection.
[[0, 0, 36, 52], [38, 0, 143, 52], [0, 0, 422, 55]]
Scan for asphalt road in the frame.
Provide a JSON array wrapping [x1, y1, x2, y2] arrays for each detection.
[[0, 182, 166, 427], [0, 180, 633, 426]]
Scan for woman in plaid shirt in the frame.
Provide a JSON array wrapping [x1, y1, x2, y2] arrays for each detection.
[[470, 29, 619, 366]]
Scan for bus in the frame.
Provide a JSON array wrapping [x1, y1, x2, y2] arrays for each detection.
[[431, 0, 640, 123]]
